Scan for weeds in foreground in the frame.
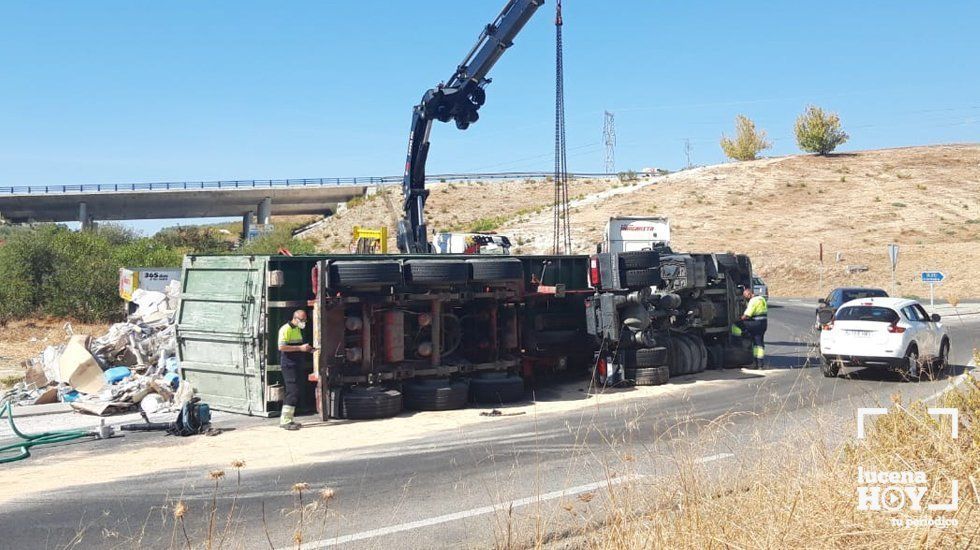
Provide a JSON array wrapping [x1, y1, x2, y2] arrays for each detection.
[[573, 378, 980, 549]]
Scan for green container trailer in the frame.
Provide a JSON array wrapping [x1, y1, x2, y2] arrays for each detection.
[[176, 254, 593, 419]]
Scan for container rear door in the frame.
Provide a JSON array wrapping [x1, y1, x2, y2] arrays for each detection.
[[177, 256, 266, 415]]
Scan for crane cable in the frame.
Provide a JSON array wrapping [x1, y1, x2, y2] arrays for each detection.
[[553, 0, 572, 255]]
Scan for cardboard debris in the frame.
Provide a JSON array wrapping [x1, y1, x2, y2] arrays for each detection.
[[58, 335, 109, 395], [11, 284, 188, 416]]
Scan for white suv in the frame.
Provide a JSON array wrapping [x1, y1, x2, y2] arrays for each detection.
[[819, 297, 949, 379]]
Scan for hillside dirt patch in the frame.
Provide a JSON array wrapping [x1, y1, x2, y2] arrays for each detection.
[[501, 144, 980, 298], [0, 319, 109, 382], [304, 177, 621, 252]]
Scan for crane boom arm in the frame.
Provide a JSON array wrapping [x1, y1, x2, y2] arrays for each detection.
[[397, 0, 544, 253]]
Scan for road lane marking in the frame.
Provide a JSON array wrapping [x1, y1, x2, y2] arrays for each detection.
[[695, 453, 734, 464], [923, 360, 975, 403], [290, 475, 639, 549]]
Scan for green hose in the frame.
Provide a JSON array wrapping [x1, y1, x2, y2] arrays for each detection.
[[0, 401, 96, 464]]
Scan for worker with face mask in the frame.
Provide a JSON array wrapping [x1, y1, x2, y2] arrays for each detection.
[[733, 287, 768, 368], [277, 309, 312, 430]]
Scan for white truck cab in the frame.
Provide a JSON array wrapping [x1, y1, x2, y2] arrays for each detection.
[[601, 216, 671, 253], [433, 232, 511, 255]]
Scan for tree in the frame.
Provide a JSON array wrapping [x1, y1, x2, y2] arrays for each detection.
[[794, 105, 849, 155], [720, 115, 771, 161]]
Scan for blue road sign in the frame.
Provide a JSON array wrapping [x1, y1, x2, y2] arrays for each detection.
[[921, 271, 945, 283]]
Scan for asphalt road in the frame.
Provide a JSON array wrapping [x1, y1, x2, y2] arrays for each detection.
[[1, 301, 977, 549]]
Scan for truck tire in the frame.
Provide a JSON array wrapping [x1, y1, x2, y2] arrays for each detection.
[[404, 260, 469, 285], [735, 255, 753, 286], [682, 334, 707, 373], [724, 343, 753, 369], [329, 261, 403, 288], [632, 346, 669, 367], [706, 344, 724, 370], [625, 366, 669, 386], [469, 373, 526, 404], [467, 259, 524, 282], [402, 378, 469, 411], [618, 250, 659, 270], [343, 387, 403, 420], [668, 337, 694, 376], [623, 268, 660, 288]]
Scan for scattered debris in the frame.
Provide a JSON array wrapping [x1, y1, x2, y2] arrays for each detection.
[[3, 284, 188, 417], [479, 409, 526, 417]]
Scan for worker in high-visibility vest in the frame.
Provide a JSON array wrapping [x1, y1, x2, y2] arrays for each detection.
[[277, 310, 312, 430], [736, 287, 768, 368]]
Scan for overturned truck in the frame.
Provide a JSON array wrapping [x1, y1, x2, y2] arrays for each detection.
[[175, 250, 753, 421], [176, 254, 592, 420], [586, 249, 755, 386]]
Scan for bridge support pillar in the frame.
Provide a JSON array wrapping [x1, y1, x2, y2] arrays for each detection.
[[242, 211, 254, 241], [79, 202, 94, 231], [257, 197, 272, 225]]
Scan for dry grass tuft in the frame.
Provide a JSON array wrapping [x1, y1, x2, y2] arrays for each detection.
[[574, 379, 980, 549]]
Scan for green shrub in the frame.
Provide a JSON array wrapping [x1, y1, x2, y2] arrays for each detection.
[[794, 105, 849, 155], [239, 225, 317, 255], [0, 224, 183, 323], [720, 115, 771, 161]]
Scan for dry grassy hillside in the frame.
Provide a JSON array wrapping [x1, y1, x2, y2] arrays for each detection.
[[304, 144, 979, 298], [501, 144, 980, 298], [305, 177, 620, 252]]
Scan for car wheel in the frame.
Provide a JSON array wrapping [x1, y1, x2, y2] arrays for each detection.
[[402, 378, 469, 411], [343, 387, 403, 420], [935, 338, 950, 376], [903, 345, 921, 382], [625, 366, 669, 386], [820, 355, 840, 378], [469, 373, 526, 404]]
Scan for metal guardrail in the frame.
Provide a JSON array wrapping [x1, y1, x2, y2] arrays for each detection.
[[0, 172, 614, 196]]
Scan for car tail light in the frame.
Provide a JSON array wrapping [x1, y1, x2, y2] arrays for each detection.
[[887, 323, 906, 334], [588, 255, 601, 287], [822, 322, 833, 331]]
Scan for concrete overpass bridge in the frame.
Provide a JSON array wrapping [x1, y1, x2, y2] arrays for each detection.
[[0, 172, 609, 231]]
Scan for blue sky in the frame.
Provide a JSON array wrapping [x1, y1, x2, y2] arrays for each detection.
[[1, 1, 977, 233]]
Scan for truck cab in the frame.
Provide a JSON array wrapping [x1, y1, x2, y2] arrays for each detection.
[[601, 216, 671, 253]]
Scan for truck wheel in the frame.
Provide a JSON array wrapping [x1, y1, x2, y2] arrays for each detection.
[[402, 378, 469, 411], [623, 268, 660, 288], [685, 335, 708, 373], [343, 387, 403, 420], [469, 373, 526, 404], [618, 250, 659, 270], [670, 337, 695, 376], [404, 260, 469, 285], [633, 346, 669, 367], [625, 366, 669, 386], [329, 261, 403, 288], [706, 344, 724, 370], [467, 258, 524, 282], [724, 342, 753, 369]]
